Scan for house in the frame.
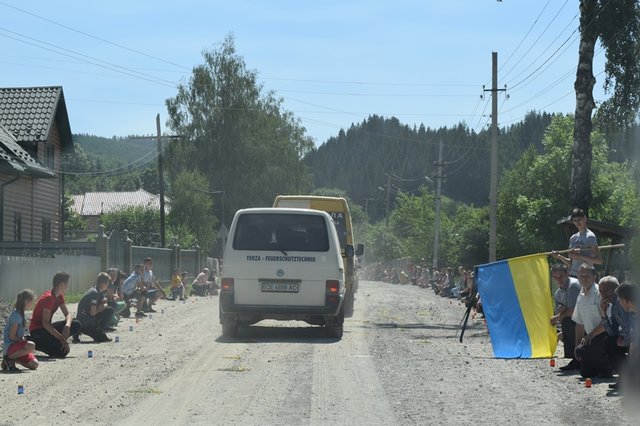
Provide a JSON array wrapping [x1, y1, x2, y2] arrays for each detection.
[[0, 86, 73, 242], [72, 188, 168, 231]]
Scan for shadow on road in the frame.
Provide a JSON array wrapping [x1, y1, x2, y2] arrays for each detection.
[[370, 322, 485, 331], [215, 324, 342, 344]]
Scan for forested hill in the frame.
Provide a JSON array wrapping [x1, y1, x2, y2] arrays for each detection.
[[304, 112, 553, 221], [72, 134, 156, 169]]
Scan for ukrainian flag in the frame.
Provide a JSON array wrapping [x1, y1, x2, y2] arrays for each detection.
[[476, 254, 557, 358]]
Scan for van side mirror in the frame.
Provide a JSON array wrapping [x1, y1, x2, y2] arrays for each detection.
[[345, 245, 355, 258], [355, 244, 364, 256]]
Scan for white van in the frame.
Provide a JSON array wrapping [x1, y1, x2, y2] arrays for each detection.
[[219, 207, 348, 338]]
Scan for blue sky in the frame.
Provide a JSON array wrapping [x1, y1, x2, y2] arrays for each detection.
[[0, 1, 605, 145]]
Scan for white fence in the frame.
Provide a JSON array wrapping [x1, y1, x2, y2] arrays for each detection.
[[0, 254, 101, 303]]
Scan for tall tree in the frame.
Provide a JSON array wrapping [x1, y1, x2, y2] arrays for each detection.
[[165, 34, 313, 224], [571, 0, 640, 213]]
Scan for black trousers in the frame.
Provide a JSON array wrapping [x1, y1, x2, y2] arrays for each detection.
[[561, 317, 577, 359], [575, 332, 613, 378], [29, 320, 81, 358], [78, 307, 115, 341], [603, 334, 629, 373]]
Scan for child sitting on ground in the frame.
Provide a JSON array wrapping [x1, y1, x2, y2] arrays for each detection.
[[2, 289, 39, 371], [170, 268, 185, 301]]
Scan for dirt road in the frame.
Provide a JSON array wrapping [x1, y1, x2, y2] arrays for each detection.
[[0, 281, 634, 425]]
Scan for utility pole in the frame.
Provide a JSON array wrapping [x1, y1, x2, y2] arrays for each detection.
[[385, 174, 391, 226], [131, 116, 182, 248], [156, 114, 166, 248], [484, 51, 506, 263], [432, 139, 444, 270]]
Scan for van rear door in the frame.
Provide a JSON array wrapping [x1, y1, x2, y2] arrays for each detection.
[[230, 212, 336, 307]]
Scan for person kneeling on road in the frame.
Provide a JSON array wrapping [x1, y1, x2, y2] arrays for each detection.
[[122, 264, 149, 319], [29, 271, 81, 358], [74, 273, 115, 343]]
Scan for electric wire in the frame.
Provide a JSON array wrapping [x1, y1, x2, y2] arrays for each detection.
[[499, 0, 552, 73], [0, 1, 189, 71]]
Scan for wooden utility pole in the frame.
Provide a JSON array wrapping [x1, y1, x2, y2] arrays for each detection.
[[156, 114, 166, 248], [484, 52, 506, 262], [432, 139, 443, 270], [385, 174, 391, 226], [131, 115, 182, 248]]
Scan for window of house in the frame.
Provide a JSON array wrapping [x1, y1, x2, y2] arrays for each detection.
[[42, 218, 51, 241], [14, 212, 22, 242]]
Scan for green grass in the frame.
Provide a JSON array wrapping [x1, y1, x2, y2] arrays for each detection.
[[63, 292, 84, 304]]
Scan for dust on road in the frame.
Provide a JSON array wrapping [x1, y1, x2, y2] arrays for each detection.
[[0, 281, 632, 425]]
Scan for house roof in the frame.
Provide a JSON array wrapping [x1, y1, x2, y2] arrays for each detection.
[[0, 86, 73, 151], [0, 124, 55, 177], [72, 189, 169, 216]]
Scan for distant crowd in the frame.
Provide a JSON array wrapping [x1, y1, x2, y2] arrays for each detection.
[[1, 257, 218, 372]]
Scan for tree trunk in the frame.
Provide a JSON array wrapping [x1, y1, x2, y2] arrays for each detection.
[[571, 0, 599, 215]]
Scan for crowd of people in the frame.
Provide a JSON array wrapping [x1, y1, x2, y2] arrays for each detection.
[[368, 207, 638, 395], [1, 257, 218, 372]]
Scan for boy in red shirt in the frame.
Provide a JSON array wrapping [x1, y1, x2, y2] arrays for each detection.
[[29, 271, 81, 358]]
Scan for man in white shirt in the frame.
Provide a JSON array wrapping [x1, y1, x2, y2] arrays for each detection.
[[572, 263, 613, 379]]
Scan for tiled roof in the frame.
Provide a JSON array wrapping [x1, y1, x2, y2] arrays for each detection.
[[0, 124, 55, 177], [0, 86, 73, 149], [72, 189, 170, 216]]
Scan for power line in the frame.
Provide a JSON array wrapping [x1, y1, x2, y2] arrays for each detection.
[[499, 0, 552, 73], [502, 0, 571, 81], [0, 1, 189, 71], [0, 26, 178, 88]]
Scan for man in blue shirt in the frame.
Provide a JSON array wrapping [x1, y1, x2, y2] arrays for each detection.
[[600, 276, 634, 389]]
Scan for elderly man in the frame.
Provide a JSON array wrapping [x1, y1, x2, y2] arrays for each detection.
[[550, 263, 582, 371], [572, 263, 613, 379]]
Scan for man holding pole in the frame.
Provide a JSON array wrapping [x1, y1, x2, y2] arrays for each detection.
[[552, 208, 602, 278]]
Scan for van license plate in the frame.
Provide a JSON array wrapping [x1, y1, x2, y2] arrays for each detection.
[[261, 282, 299, 293]]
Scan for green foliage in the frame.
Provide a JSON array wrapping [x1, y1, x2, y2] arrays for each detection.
[[366, 223, 402, 262], [167, 170, 217, 252], [305, 113, 553, 221], [165, 34, 313, 225], [63, 134, 159, 195], [497, 114, 639, 258], [62, 192, 87, 231], [100, 206, 160, 246]]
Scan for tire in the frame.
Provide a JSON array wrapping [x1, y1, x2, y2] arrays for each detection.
[[221, 315, 238, 338], [325, 307, 345, 339], [344, 291, 355, 318], [325, 323, 343, 339]]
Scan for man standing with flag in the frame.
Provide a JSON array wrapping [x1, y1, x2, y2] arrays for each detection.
[[572, 263, 613, 379], [552, 208, 602, 278]]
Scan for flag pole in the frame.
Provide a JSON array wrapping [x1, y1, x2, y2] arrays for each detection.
[[544, 243, 625, 256]]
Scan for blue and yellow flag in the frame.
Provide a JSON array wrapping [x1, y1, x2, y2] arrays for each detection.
[[476, 254, 557, 359]]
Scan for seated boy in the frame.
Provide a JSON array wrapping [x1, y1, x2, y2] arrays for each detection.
[[74, 272, 115, 343], [121, 264, 148, 318]]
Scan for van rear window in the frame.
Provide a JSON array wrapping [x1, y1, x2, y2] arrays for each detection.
[[233, 213, 329, 252]]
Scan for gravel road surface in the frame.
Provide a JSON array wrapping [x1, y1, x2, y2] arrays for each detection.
[[0, 281, 634, 425]]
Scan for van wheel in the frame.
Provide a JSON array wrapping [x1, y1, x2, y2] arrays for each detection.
[[222, 315, 238, 337], [344, 292, 355, 318], [325, 323, 343, 339]]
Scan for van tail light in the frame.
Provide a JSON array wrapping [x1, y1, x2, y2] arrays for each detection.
[[221, 278, 234, 292], [325, 280, 339, 294]]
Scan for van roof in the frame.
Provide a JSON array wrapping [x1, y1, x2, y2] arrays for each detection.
[[236, 207, 330, 216]]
